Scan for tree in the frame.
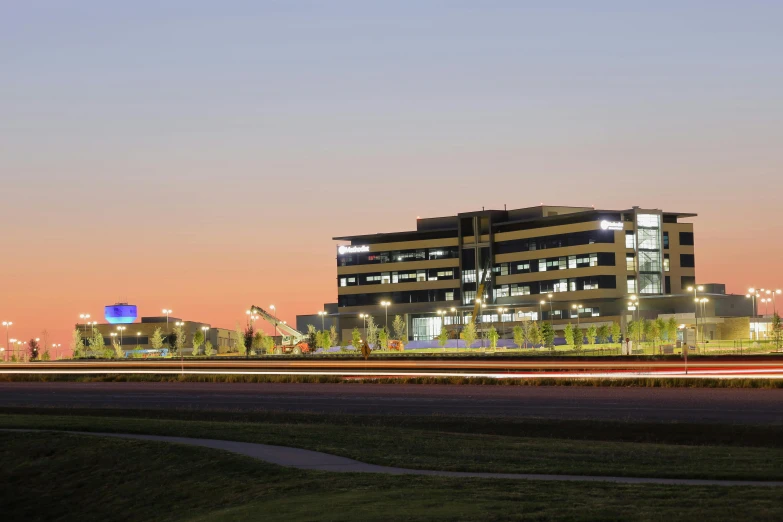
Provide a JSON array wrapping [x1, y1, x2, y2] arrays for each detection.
[[639, 318, 649, 344], [392, 315, 407, 345], [234, 323, 246, 355], [652, 318, 665, 352], [529, 321, 542, 347], [91, 329, 105, 358], [611, 322, 621, 344], [28, 338, 40, 361], [770, 313, 782, 352], [150, 327, 164, 351], [328, 325, 338, 349], [541, 322, 555, 349], [41, 350, 51, 361], [316, 330, 329, 352], [573, 326, 583, 352], [112, 339, 124, 359], [192, 330, 204, 356], [174, 323, 187, 357], [366, 316, 378, 350], [204, 340, 214, 357], [306, 325, 317, 351], [563, 323, 574, 346], [627, 320, 638, 346], [438, 326, 449, 350], [378, 327, 389, 351], [587, 325, 597, 346], [513, 325, 525, 349], [487, 326, 499, 350], [597, 324, 610, 344], [351, 327, 362, 351], [71, 329, 85, 359], [460, 321, 477, 349], [666, 317, 679, 346]]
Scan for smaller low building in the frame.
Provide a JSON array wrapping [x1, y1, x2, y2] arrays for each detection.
[[78, 314, 237, 355]]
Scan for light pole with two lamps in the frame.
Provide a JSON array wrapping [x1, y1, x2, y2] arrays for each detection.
[[687, 285, 704, 349]]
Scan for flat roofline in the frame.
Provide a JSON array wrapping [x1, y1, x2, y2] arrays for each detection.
[[333, 226, 457, 242]]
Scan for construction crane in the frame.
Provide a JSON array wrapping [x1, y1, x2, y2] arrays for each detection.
[[249, 305, 311, 353]]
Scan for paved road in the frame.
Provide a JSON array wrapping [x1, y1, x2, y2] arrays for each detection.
[[1, 382, 781, 424], [6, 429, 781, 486]]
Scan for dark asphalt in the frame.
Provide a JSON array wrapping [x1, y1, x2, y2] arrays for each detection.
[[0, 382, 781, 424]]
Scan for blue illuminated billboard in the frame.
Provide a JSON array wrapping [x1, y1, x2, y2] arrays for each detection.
[[105, 304, 138, 324]]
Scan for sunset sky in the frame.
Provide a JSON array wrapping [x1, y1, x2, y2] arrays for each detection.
[[1, 1, 782, 353]]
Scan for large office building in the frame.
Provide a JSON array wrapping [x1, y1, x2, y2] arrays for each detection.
[[312, 205, 735, 342]]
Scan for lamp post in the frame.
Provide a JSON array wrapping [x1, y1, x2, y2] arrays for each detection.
[[380, 301, 391, 329], [162, 309, 172, 329], [201, 326, 209, 354], [687, 285, 704, 349], [117, 326, 126, 348], [137, 332, 142, 349], [51, 343, 60, 359], [79, 313, 91, 338], [450, 307, 459, 348], [571, 304, 583, 328], [318, 311, 326, 331], [746, 289, 759, 341], [547, 294, 554, 327], [538, 300, 545, 323], [110, 332, 118, 352], [498, 307, 508, 339], [698, 298, 709, 348], [175, 321, 185, 370], [2, 321, 11, 361], [9, 339, 16, 361]]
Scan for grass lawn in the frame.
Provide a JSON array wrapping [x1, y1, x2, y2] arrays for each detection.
[[1, 409, 782, 481], [2, 432, 782, 522]]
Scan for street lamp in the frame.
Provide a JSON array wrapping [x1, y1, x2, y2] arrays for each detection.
[[2, 321, 11, 361], [571, 304, 583, 328], [539, 300, 545, 323], [698, 298, 709, 347], [498, 307, 508, 339], [380, 301, 391, 329], [687, 286, 704, 348], [51, 343, 61, 359], [746, 290, 759, 341], [79, 314, 90, 338], [116, 326, 126, 348], [436, 310, 447, 349], [317, 311, 326, 330], [9, 339, 16, 361], [136, 332, 142, 349], [162, 309, 173, 329], [547, 294, 554, 326]]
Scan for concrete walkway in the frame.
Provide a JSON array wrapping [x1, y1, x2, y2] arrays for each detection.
[[4, 429, 783, 487]]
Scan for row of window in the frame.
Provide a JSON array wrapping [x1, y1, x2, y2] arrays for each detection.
[[338, 289, 458, 307], [625, 231, 693, 250], [495, 230, 614, 254], [625, 253, 694, 272], [338, 247, 460, 267], [339, 268, 457, 287]]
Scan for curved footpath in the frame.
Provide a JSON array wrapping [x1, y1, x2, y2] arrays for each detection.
[[3, 429, 782, 487]]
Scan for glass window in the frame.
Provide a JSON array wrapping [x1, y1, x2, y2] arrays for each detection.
[[538, 260, 547, 272], [663, 232, 669, 249], [340, 278, 347, 287], [625, 233, 636, 249], [663, 256, 670, 272], [627, 277, 637, 294], [494, 285, 509, 298], [416, 270, 426, 282], [568, 255, 577, 269], [510, 284, 530, 296], [392, 272, 399, 284], [462, 270, 476, 283], [463, 291, 477, 305], [626, 255, 636, 272], [639, 273, 662, 294], [637, 214, 660, 228], [637, 229, 660, 250], [515, 262, 530, 273], [639, 251, 661, 272]]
